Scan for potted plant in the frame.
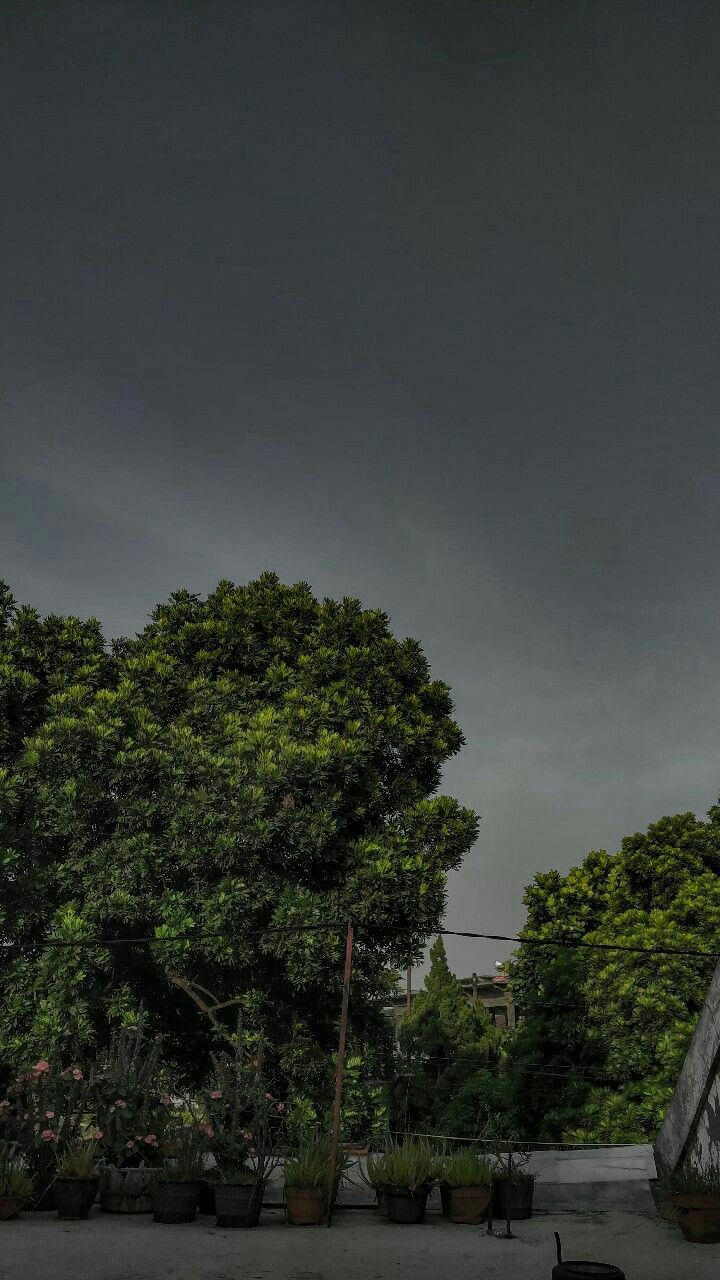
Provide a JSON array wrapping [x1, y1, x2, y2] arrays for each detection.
[[151, 1121, 210, 1224], [667, 1161, 720, 1243], [382, 1137, 437, 1224], [204, 1039, 285, 1228], [92, 1025, 170, 1214], [492, 1150, 535, 1221], [53, 1139, 102, 1220], [442, 1149, 494, 1224], [0, 1142, 34, 1220], [359, 1150, 389, 1215], [0, 1056, 96, 1209], [284, 1133, 347, 1225]]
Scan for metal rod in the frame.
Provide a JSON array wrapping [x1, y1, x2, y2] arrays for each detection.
[[326, 919, 354, 1227], [505, 1144, 514, 1239]]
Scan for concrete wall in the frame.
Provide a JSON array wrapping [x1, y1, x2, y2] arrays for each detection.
[[654, 957, 720, 1177]]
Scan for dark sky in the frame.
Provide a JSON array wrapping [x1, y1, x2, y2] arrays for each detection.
[[3, 1, 720, 977]]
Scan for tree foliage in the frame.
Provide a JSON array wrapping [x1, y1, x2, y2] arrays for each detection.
[[0, 575, 479, 1118], [391, 936, 499, 1136], [507, 806, 720, 1142]]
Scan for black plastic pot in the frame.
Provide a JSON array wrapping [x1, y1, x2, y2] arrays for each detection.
[[198, 1180, 216, 1214], [152, 1180, 203, 1224], [553, 1231, 625, 1277], [385, 1185, 429, 1224], [439, 1180, 450, 1217], [492, 1175, 534, 1220], [376, 1189, 387, 1216], [215, 1181, 263, 1228], [54, 1177, 99, 1220]]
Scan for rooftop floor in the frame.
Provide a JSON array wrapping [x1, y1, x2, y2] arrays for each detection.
[[0, 1205, 715, 1280]]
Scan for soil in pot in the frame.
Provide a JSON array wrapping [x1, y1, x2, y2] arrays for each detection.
[[215, 1181, 263, 1228], [55, 1177, 99, 1220], [152, 1180, 203, 1224], [492, 1176, 534, 1221], [285, 1187, 325, 1226], [0, 1195, 23, 1221], [385, 1185, 429, 1224], [449, 1184, 491, 1224], [100, 1166, 155, 1214], [674, 1193, 720, 1243]]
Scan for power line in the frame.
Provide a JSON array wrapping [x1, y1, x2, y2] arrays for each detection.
[[437, 928, 720, 960], [0, 920, 717, 961]]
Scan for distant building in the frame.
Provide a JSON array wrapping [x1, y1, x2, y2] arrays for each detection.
[[384, 972, 518, 1045]]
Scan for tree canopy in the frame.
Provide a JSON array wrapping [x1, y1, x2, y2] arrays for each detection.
[[507, 805, 720, 1142], [392, 936, 499, 1136], [0, 574, 479, 1117]]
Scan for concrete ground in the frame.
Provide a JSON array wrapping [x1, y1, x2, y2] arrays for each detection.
[[1, 1204, 718, 1280]]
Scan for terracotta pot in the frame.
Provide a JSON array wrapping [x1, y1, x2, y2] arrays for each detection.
[[449, 1184, 491, 1224], [152, 1179, 203, 1224], [54, 1177, 99, 1220], [0, 1195, 22, 1221], [285, 1186, 325, 1225], [100, 1165, 155, 1214], [215, 1181, 263, 1228], [675, 1192, 720, 1243]]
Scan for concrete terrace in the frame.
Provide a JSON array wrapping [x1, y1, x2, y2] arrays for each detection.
[[0, 1203, 715, 1280]]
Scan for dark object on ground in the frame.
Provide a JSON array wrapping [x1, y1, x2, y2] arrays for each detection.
[[552, 1230, 626, 1278], [385, 1185, 429, 1224], [492, 1175, 534, 1220], [54, 1177, 99, 1220], [214, 1182, 262, 1228], [151, 1180, 203, 1224]]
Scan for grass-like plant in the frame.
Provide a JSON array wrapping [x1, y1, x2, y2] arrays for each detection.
[[0, 1143, 34, 1201], [442, 1149, 495, 1188], [380, 1137, 438, 1192], [158, 1124, 209, 1182], [55, 1140, 101, 1180], [665, 1160, 720, 1195], [284, 1133, 351, 1190], [363, 1150, 389, 1190]]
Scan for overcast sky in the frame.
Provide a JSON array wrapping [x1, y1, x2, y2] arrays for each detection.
[[3, 1, 720, 978]]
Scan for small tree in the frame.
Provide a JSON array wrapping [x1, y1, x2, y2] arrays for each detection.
[[392, 937, 499, 1136]]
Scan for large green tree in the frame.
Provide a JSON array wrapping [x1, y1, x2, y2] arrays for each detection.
[[392, 936, 499, 1136], [0, 574, 478, 1114], [507, 806, 720, 1143]]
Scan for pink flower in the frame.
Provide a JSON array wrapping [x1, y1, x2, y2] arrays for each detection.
[[241, 1130, 252, 1141], [32, 1061, 50, 1074], [159, 1094, 172, 1106], [41, 1129, 57, 1142], [144, 1135, 158, 1146], [250, 1059, 259, 1069], [199, 1123, 214, 1137], [276, 1103, 285, 1113], [264, 1093, 272, 1100], [126, 1140, 135, 1148], [114, 1099, 127, 1109], [88, 1128, 103, 1140], [45, 1110, 55, 1119], [71, 1069, 83, 1081], [210, 1090, 222, 1099]]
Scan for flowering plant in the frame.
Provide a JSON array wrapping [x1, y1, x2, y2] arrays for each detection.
[[90, 1025, 172, 1168], [0, 1058, 95, 1152], [157, 1115, 211, 1183], [204, 1036, 285, 1186]]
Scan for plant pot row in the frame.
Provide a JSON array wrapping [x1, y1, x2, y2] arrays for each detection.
[[375, 1176, 534, 1225]]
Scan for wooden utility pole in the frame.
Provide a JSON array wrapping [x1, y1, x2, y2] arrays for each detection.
[[326, 919, 354, 1227]]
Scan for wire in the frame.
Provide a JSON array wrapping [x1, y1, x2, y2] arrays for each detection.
[[437, 928, 720, 960]]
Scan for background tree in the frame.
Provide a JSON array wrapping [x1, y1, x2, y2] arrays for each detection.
[[0, 574, 479, 1121], [391, 936, 499, 1137], [507, 807, 720, 1142]]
